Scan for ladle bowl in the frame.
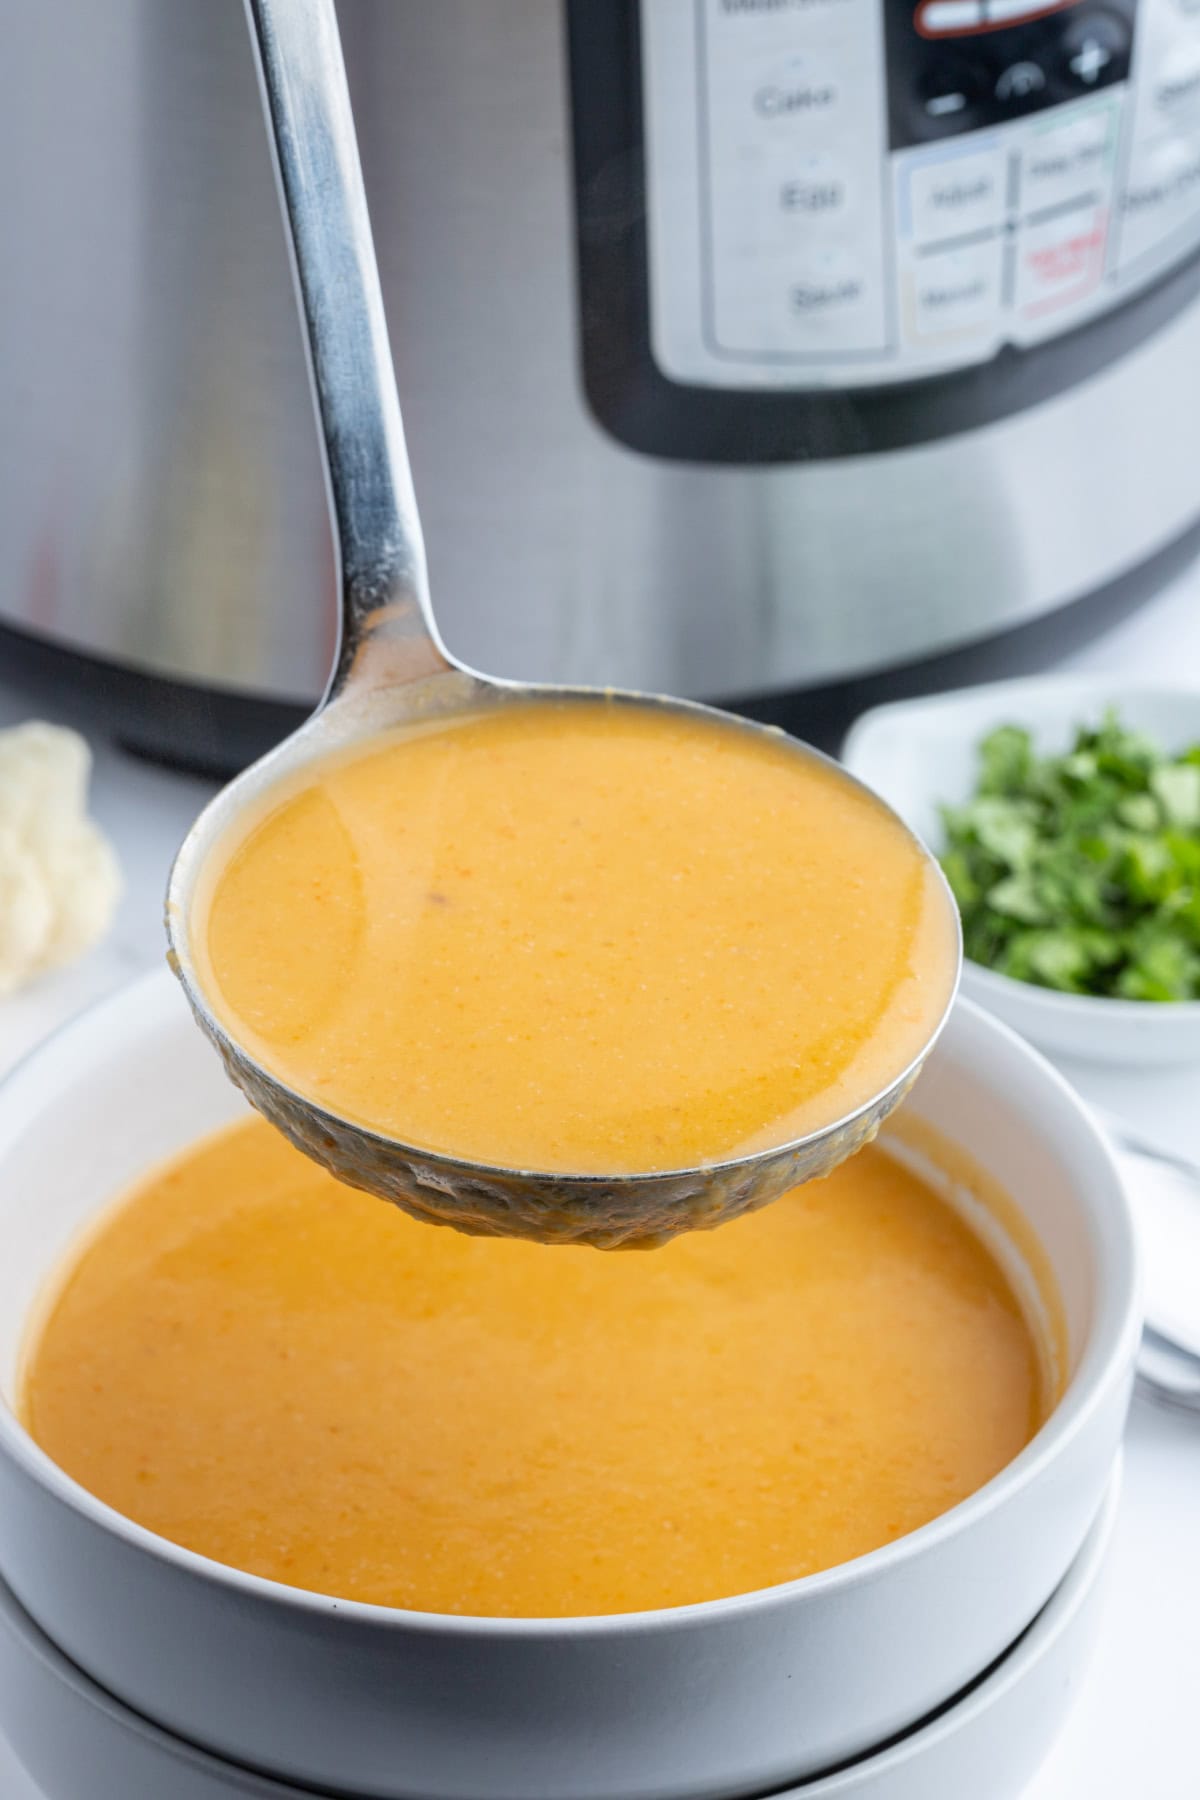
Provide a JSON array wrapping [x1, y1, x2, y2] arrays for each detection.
[[165, 0, 960, 1247]]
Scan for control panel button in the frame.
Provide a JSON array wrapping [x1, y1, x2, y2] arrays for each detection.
[[1016, 204, 1107, 313], [986, 0, 1055, 21], [777, 152, 858, 225], [1155, 41, 1200, 118], [995, 60, 1048, 104], [1020, 100, 1116, 214], [987, 0, 1108, 19], [905, 144, 1008, 243], [789, 264, 872, 326], [752, 55, 841, 126], [918, 0, 986, 31], [1058, 11, 1131, 92], [778, 242, 890, 351], [907, 236, 1005, 339], [1117, 134, 1200, 271], [914, 58, 990, 137], [710, 244, 889, 358], [1069, 38, 1113, 83]]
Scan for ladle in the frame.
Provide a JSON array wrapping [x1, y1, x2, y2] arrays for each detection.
[[165, 0, 961, 1247]]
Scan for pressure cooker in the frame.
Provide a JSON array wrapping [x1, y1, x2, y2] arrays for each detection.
[[2, 0, 1200, 766]]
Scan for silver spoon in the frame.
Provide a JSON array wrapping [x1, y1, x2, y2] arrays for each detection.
[[1092, 1108, 1200, 1416], [164, 0, 960, 1248], [1137, 1329, 1200, 1416]]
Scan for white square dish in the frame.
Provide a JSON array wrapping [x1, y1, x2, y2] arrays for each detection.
[[843, 677, 1200, 1067]]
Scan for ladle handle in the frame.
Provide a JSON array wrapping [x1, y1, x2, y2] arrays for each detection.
[[245, 0, 449, 698]]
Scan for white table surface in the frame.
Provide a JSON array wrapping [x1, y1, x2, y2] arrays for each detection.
[[0, 572, 1199, 1798]]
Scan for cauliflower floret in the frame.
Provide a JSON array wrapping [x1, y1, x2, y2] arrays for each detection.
[[0, 826, 54, 995], [0, 723, 121, 993], [36, 817, 123, 968], [0, 723, 90, 841]]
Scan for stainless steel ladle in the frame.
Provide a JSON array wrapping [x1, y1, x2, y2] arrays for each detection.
[[165, 0, 961, 1248]]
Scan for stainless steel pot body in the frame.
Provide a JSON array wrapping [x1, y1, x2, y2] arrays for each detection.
[[2, 0, 1200, 711]]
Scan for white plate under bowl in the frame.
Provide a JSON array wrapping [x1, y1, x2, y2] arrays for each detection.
[[0, 971, 1138, 1800], [0, 1471, 1121, 1800], [843, 677, 1200, 1067]]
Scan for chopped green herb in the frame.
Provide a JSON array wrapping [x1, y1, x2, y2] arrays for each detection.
[[939, 710, 1200, 1001]]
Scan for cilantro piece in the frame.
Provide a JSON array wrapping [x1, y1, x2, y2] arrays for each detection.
[[938, 714, 1200, 1001], [1151, 763, 1200, 829], [986, 872, 1050, 925], [977, 724, 1035, 796]]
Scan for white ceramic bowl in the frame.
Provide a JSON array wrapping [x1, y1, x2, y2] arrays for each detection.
[[842, 677, 1200, 1067], [0, 1472, 1122, 1800], [0, 972, 1138, 1800]]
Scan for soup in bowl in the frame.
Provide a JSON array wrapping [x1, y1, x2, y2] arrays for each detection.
[[0, 972, 1137, 1800], [21, 1116, 1052, 1622]]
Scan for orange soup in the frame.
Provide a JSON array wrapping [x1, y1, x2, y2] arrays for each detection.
[[22, 1116, 1047, 1618], [191, 702, 958, 1175]]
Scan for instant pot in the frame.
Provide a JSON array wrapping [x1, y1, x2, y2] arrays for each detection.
[[3, 0, 1200, 767]]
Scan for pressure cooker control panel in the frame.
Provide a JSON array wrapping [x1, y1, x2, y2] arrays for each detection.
[[641, 0, 1200, 387]]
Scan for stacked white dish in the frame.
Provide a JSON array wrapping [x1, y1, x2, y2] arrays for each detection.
[[0, 971, 1140, 1799], [0, 1474, 1121, 1800]]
